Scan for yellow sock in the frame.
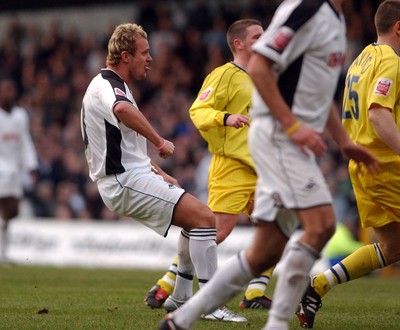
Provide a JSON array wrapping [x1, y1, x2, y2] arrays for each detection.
[[156, 256, 179, 295], [244, 266, 274, 299], [313, 243, 387, 297]]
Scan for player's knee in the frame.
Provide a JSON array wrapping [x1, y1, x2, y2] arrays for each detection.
[[200, 208, 216, 228], [187, 203, 216, 229], [216, 230, 227, 245], [247, 247, 280, 275], [322, 219, 336, 241], [215, 225, 234, 244], [306, 219, 336, 243], [307, 226, 335, 244]]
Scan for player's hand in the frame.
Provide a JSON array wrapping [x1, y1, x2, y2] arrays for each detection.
[[157, 139, 175, 159], [161, 173, 180, 188], [226, 114, 250, 128], [341, 142, 381, 175], [289, 125, 327, 157]]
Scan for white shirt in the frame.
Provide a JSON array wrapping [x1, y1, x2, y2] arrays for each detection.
[[251, 0, 346, 132], [81, 69, 150, 182], [0, 106, 37, 175]]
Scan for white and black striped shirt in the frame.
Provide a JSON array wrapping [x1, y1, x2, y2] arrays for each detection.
[[0, 106, 37, 174], [251, 0, 346, 132], [81, 68, 150, 182]]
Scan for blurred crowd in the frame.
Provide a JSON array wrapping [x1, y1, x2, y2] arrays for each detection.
[[0, 0, 381, 232]]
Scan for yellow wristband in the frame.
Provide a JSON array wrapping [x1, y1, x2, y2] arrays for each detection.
[[285, 121, 301, 136]]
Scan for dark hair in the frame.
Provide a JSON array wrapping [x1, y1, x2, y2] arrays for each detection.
[[375, 0, 400, 35]]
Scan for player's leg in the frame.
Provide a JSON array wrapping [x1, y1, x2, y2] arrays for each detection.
[[0, 214, 6, 261], [160, 219, 287, 329], [211, 157, 274, 309], [0, 197, 19, 261], [165, 193, 217, 307], [144, 255, 178, 308], [214, 210, 273, 312], [208, 155, 255, 245], [167, 194, 247, 322], [100, 172, 215, 311], [214, 212, 237, 244], [164, 229, 196, 311], [239, 267, 273, 309], [312, 221, 400, 297], [267, 205, 335, 330], [320, 160, 400, 287], [145, 211, 238, 309], [298, 222, 399, 329], [298, 164, 400, 328]]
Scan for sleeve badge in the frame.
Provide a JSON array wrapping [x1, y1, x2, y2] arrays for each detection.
[[198, 87, 213, 101], [374, 78, 392, 97]]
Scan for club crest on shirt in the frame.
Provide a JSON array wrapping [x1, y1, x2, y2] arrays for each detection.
[[198, 87, 212, 101], [114, 87, 127, 97], [268, 26, 294, 53], [374, 78, 392, 97]]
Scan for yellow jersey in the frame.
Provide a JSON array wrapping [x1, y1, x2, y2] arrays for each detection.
[[189, 62, 254, 169], [342, 43, 400, 157]]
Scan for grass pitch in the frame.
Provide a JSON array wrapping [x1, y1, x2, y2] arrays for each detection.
[[0, 264, 399, 329]]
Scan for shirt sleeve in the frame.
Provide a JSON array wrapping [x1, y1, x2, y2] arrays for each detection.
[[189, 71, 230, 131], [367, 50, 399, 112]]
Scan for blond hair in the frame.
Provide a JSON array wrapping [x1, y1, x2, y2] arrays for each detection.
[[106, 23, 147, 66]]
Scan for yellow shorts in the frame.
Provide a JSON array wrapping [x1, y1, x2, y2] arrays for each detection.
[[207, 155, 256, 215], [349, 157, 400, 228]]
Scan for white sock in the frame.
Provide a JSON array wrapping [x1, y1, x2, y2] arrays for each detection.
[[173, 250, 254, 329], [188, 227, 218, 285], [172, 230, 194, 301], [266, 241, 320, 328]]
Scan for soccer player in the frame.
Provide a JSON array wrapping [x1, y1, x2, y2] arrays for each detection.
[[80, 23, 218, 309], [145, 19, 274, 316], [297, 1, 400, 328], [0, 78, 38, 262], [159, 0, 380, 329]]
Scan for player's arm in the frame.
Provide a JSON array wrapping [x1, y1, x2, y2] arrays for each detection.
[[190, 75, 249, 130], [150, 161, 180, 187], [247, 53, 326, 156], [325, 103, 380, 174], [369, 104, 400, 155], [189, 75, 228, 131], [325, 103, 353, 148], [113, 101, 174, 159], [191, 102, 249, 130]]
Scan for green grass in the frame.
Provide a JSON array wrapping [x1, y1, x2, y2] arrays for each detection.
[[0, 265, 399, 329]]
